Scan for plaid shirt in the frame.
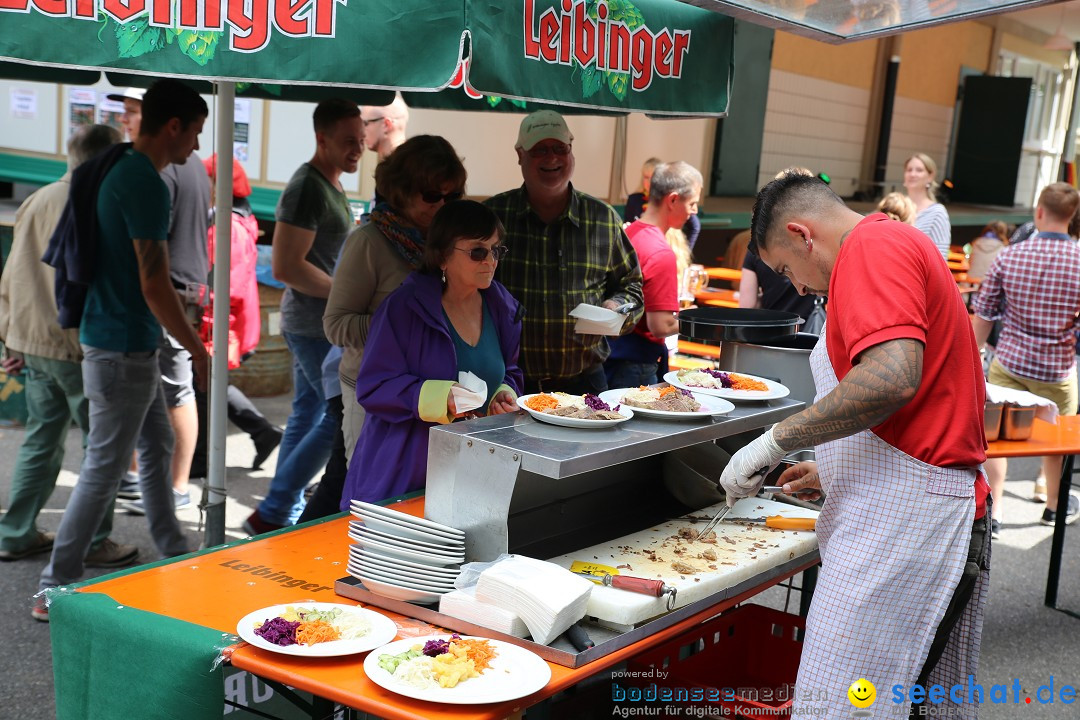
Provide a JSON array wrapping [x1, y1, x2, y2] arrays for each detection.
[[485, 185, 644, 381], [971, 232, 1080, 382]]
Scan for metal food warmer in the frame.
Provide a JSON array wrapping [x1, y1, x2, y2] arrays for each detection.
[[336, 396, 820, 667]]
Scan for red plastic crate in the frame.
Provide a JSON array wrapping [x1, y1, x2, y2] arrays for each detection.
[[625, 604, 804, 718]]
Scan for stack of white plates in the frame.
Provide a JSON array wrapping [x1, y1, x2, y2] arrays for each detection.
[[346, 501, 466, 605]]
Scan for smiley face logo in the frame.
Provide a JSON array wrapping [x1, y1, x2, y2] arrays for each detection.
[[848, 678, 876, 708]]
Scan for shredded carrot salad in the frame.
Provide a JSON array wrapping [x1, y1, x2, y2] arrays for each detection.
[[451, 638, 497, 672], [296, 619, 341, 646], [656, 386, 682, 398], [730, 374, 768, 391], [524, 394, 559, 412]]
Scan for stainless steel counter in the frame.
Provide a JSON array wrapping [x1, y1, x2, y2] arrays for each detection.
[[426, 399, 803, 561]]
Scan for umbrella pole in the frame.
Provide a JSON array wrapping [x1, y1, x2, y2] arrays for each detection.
[[205, 81, 235, 548]]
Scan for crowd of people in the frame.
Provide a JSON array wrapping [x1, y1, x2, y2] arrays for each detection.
[[4, 82, 1080, 719]]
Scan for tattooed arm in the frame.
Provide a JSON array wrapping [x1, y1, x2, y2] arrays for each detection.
[[134, 237, 208, 390], [772, 338, 923, 451]]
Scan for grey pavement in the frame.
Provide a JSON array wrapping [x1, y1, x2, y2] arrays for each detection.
[[2, 393, 1080, 719]]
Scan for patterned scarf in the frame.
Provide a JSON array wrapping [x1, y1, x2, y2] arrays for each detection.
[[370, 203, 425, 268]]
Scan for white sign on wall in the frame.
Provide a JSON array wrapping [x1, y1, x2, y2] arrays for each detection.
[[10, 87, 36, 119]]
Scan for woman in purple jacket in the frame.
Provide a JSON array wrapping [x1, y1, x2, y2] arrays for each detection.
[[340, 201, 524, 507]]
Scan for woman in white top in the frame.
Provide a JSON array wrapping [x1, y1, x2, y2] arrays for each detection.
[[904, 152, 951, 259]]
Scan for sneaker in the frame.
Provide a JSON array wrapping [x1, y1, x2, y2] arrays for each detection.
[[84, 538, 139, 568], [242, 510, 284, 537], [31, 594, 49, 622], [252, 426, 284, 470], [991, 519, 1001, 540], [1033, 479, 1048, 504], [0, 531, 55, 561], [117, 471, 142, 500], [1040, 495, 1080, 526], [121, 489, 191, 516]]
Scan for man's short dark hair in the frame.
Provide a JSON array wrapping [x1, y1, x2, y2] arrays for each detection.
[[749, 173, 844, 255], [313, 98, 360, 134], [139, 79, 208, 136]]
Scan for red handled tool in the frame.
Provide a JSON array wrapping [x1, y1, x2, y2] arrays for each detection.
[[573, 571, 678, 610]]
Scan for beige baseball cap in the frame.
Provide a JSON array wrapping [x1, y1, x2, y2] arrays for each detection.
[[515, 110, 573, 151], [106, 87, 145, 103]]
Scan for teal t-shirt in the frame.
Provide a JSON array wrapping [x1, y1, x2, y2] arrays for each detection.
[[80, 150, 171, 352], [445, 298, 505, 406]]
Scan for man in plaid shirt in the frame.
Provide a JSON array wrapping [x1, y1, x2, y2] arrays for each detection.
[[972, 182, 1080, 528], [485, 111, 643, 394]]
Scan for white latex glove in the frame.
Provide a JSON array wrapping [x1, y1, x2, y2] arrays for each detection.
[[718, 427, 786, 506]]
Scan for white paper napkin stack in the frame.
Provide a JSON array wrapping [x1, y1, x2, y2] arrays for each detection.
[[569, 303, 625, 336], [438, 589, 530, 638], [474, 555, 593, 645]]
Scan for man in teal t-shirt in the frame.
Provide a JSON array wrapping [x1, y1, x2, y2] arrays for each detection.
[[36, 79, 211, 617]]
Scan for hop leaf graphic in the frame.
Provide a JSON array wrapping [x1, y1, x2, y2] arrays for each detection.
[[583, 0, 644, 101], [116, 17, 166, 58], [175, 30, 221, 66], [581, 64, 602, 98]]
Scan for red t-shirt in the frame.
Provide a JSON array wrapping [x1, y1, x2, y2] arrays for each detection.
[[827, 214, 989, 517], [625, 221, 679, 346]]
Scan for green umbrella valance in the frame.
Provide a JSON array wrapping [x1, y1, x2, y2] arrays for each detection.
[[1, 0, 733, 116]]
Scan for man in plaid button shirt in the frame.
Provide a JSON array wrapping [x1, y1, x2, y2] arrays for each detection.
[[485, 111, 643, 394], [972, 182, 1080, 527]]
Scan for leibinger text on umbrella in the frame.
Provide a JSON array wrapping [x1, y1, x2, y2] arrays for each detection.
[[0, 0, 340, 53], [219, 558, 335, 592], [523, 0, 692, 93]]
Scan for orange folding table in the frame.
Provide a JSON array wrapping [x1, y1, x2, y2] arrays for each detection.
[[68, 496, 818, 719], [986, 416, 1080, 615]]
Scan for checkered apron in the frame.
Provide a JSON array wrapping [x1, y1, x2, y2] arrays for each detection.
[[792, 327, 988, 719]]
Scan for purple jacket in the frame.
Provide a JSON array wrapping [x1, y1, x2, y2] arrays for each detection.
[[340, 272, 523, 508]]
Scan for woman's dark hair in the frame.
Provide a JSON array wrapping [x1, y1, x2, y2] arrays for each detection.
[[375, 135, 467, 213], [422, 201, 506, 275]]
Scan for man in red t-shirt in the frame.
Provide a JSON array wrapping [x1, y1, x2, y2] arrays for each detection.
[[717, 174, 989, 719], [605, 162, 701, 387]]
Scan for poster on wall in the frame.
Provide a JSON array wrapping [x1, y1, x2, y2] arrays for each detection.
[[98, 97, 125, 134], [233, 98, 251, 164], [68, 88, 97, 134], [10, 88, 37, 119]]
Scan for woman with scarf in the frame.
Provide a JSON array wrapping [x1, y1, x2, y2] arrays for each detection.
[[340, 201, 523, 507], [324, 135, 468, 467]]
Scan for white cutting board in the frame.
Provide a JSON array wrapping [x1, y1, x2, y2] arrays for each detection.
[[545, 498, 819, 627]]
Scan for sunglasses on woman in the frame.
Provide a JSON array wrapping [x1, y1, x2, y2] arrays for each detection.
[[421, 189, 465, 204], [455, 245, 509, 262]]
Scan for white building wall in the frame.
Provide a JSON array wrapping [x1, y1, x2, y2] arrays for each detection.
[[758, 70, 870, 197]]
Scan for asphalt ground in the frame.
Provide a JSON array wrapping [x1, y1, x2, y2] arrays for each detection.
[[1, 392, 1079, 719]]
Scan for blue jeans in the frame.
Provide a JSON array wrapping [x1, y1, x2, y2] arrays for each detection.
[[257, 333, 333, 525], [606, 360, 659, 389], [40, 347, 188, 590], [0, 354, 111, 554]]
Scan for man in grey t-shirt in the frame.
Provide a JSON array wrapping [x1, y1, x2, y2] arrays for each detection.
[[243, 98, 363, 536]]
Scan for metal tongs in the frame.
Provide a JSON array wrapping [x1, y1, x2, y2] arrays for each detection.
[[695, 462, 781, 540]]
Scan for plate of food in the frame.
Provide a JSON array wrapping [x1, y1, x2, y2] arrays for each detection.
[[237, 603, 398, 657], [599, 386, 735, 420], [517, 392, 633, 428], [664, 369, 790, 401], [364, 634, 552, 704]]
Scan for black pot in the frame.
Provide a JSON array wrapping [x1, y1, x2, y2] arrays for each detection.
[[678, 307, 801, 344]]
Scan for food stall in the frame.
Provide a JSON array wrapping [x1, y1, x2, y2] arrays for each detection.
[[51, 386, 821, 718]]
